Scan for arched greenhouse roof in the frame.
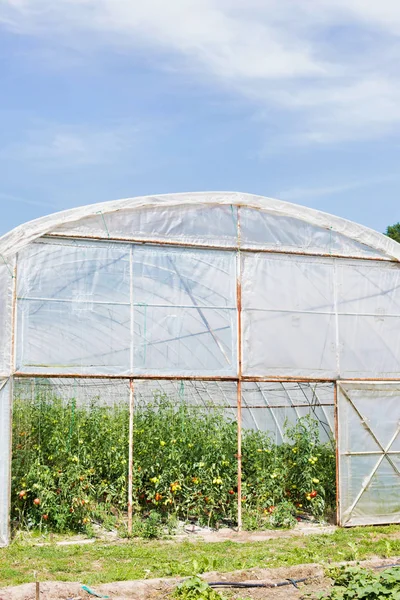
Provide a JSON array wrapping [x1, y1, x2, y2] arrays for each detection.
[[1, 191, 399, 262]]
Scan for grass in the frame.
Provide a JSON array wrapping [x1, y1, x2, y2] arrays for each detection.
[[1, 526, 400, 588]]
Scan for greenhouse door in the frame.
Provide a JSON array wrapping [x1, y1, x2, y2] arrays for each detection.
[[337, 382, 400, 526]]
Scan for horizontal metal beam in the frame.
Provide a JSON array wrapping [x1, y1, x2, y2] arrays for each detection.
[[44, 234, 396, 263], [13, 372, 239, 381], [13, 372, 400, 383]]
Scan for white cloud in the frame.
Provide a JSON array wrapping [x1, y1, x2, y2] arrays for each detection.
[[1, 0, 400, 145], [0, 122, 138, 168]]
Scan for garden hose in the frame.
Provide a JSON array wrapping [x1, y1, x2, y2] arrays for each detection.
[[208, 562, 400, 590], [209, 577, 308, 589]]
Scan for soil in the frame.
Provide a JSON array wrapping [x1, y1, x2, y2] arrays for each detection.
[[1, 558, 399, 600], [31, 521, 337, 548]]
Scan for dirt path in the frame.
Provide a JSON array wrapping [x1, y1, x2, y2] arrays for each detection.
[[1, 557, 399, 600]]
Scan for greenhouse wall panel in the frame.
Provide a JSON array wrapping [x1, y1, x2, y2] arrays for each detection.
[[0, 260, 14, 377], [241, 253, 338, 378], [241, 382, 334, 444], [337, 261, 400, 377]]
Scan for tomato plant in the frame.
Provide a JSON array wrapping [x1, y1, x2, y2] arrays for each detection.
[[11, 391, 336, 534]]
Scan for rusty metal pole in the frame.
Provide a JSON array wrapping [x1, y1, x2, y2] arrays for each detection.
[[236, 206, 243, 531], [128, 379, 134, 535], [334, 382, 340, 526], [237, 379, 242, 530]]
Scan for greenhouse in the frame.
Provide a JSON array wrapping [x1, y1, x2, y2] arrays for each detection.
[[1, 191, 400, 546]]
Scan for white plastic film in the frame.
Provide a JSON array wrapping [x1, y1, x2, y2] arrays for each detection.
[[17, 241, 131, 375], [240, 208, 387, 259], [242, 253, 338, 377], [337, 261, 400, 377], [0, 378, 11, 546], [132, 246, 237, 375], [241, 382, 334, 444], [16, 242, 237, 376], [2, 192, 399, 262], [52, 203, 239, 248], [0, 259, 13, 376], [338, 382, 400, 527]]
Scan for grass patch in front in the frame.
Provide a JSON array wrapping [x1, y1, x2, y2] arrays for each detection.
[[1, 525, 400, 588]]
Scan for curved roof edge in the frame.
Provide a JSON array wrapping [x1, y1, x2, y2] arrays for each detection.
[[1, 191, 399, 262]]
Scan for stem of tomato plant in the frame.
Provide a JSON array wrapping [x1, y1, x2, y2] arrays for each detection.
[[128, 379, 134, 535]]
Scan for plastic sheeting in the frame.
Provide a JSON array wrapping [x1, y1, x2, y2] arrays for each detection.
[[0, 259, 14, 376], [1, 192, 400, 261], [337, 261, 400, 377], [0, 379, 11, 546], [242, 253, 400, 379], [16, 240, 237, 375], [242, 253, 338, 378], [338, 382, 400, 527], [239, 208, 386, 258], [241, 382, 334, 444], [14, 240, 400, 379]]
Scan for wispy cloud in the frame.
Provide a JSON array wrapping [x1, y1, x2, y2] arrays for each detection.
[[1, 1, 400, 146], [0, 121, 139, 169], [279, 175, 399, 202], [0, 191, 60, 210]]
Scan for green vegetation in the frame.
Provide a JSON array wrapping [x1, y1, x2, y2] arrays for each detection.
[[1, 526, 400, 587], [174, 577, 223, 600], [12, 391, 335, 533], [320, 565, 400, 600], [386, 222, 400, 244]]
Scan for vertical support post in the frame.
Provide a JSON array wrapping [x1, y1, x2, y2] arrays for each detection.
[[129, 245, 134, 374], [10, 257, 17, 373], [6, 258, 18, 546], [236, 206, 243, 531], [237, 379, 242, 530], [128, 378, 134, 535], [334, 382, 340, 526]]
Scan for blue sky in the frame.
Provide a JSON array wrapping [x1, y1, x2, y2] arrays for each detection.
[[0, 0, 400, 236]]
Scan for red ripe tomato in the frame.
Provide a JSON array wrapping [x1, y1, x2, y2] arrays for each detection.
[[228, 489, 235, 495], [268, 506, 275, 513], [33, 498, 41, 506], [43, 514, 49, 521], [310, 490, 318, 498]]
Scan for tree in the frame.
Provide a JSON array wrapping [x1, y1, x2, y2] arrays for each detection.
[[386, 222, 400, 244]]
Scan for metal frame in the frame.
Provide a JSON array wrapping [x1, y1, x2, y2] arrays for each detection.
[[45, 233, 395, 263]]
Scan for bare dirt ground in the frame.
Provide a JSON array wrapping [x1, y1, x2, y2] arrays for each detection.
[[175, 522, 336, 543], [32, 522, 337, 548], [1, 558, 399, 600]]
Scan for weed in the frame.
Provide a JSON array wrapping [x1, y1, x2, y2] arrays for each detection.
[[174, 576, 222, 600], [319, 565, 400, 600]]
